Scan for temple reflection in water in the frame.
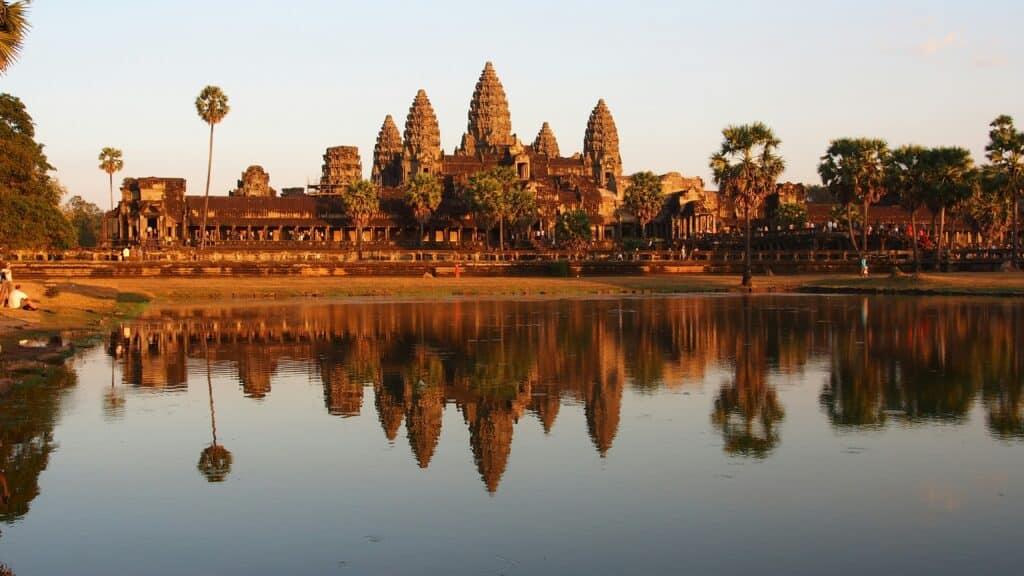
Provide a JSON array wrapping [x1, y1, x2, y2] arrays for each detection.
[[103, 296, 1023, 493]]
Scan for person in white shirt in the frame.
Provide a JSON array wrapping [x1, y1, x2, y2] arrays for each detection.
[[8, 285, 37, 310]]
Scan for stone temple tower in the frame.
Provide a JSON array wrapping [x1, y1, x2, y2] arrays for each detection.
[[532, 122, 560, 158], [583, 99, 622, 192], [402, 89, 442, 181], [372, 115, 403, 188], [458, 62, 516, 157]]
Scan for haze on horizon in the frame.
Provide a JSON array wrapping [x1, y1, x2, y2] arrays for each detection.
[[4, 0, 1021, 209]]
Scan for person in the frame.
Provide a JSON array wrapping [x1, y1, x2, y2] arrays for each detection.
[[122, 247, 130, 261], [860, 257, 869, 277], [0, 261, 11, 308], [8, 284, 38, 310]]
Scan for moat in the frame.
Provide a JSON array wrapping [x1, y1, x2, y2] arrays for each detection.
[[1, 295, 1021, 575]]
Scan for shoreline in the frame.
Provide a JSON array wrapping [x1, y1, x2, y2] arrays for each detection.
[[1, 272, 1023, 390]]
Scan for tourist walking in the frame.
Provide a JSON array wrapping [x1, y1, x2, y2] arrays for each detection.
[[0, 262, 12, 308]]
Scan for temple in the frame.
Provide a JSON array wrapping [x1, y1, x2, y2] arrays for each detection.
[[107, 62, 721, 249]]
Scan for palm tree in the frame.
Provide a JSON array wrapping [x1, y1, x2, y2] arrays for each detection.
[[0, 1, 31, 75], [887, 145, 928, 273], [342, 179, 379, 259], [97, 147, 124, 212], [195, 86, 230, 249], [623, 171, 664, 240], [402, 172, 442, 247], [819, 138, 889, 257], [985, 115, 1024, 269], [922, 147, 974, 267], [710, 123, 785, 287]]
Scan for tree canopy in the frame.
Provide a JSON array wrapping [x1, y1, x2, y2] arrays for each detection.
[[465, 166, 534, 250], [622, 171, 664, 239], [819, 137, 889, 254], [0, 93, 75, 249]]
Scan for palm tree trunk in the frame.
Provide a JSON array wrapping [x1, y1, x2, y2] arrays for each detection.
[[910, 209, 920, 274], [862, 199, 870, 256], [109, 172, 114, 212], [1013, 191, 1020, 269], [206, 350, 217, 446], [499, 217, 504, 251], [419, 221, 425, 248], [846, 204, 860, 254], [357, 224, 363, 260], [937, 206, 946, 270], [200, 123, 214, 250], [743, 207, 752, 287]]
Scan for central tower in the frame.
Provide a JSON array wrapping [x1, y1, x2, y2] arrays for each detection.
[[457, 61, 516, 157]]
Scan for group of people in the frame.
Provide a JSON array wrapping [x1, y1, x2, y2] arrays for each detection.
[[0, 262, 38, 311]]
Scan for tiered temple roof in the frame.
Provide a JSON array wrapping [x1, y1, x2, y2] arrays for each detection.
[[583, 99, 623, 190], [402, 89, 442, 179], [458, 61, 515, 156], [532, 122, 560, 158], [372, 115, 403, 188]]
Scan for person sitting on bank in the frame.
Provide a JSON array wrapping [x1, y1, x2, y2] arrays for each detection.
[[7, 284, 38, 311]]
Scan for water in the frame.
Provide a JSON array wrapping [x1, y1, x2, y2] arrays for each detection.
[[0, 295, 1021, 575]]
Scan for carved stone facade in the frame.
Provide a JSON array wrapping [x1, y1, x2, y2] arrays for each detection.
[[583, 99, 623, 192], [457, 61, 517, 157], [372, 115, 403, 188], [107, 62, 723, 248], [230, 165, 275, 197], [401, 89, 442, 180], [532, 122, 560, 158], [319, 146, 362, 193]]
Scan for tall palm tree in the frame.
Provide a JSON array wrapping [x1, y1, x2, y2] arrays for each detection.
[[97, 147, 124, 212], [819, 138, 889, 257], [195, 86, 229, 249], [922, 147, 974, 268], [402, 172, 442, 247], [887, 145, 928, 273], [342, 179, 379, 259], [710, 123, 785, 287], [985, 115, 1024, 269], [0, 1, 31, 75]]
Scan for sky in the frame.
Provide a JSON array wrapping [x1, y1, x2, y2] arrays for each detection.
[[3, 0, 1022, 210]]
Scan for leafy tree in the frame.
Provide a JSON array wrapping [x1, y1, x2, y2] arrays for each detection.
[[556, 208, 591, 250], [965, 166, 1014, 246], [504, 184, 537, 246], [985, 115, 1024, 268], [63, 195, 103, 247], [710, 123, 785, 286], [0, 93, 75, 249], [98, 147, 123, 211], [818, 138, 889, 256], [0, 1, 30, 74], [402, 172, 442, 247], [887, 145, 929, 272], [195, 85, 229, 249], [922, 147, 974, 266], [773, 203, 807, 230], [0, 194, 75, 249], [342, 179, 379, 258], [622, 171, 664, 240], [465, 166, 529, 251]]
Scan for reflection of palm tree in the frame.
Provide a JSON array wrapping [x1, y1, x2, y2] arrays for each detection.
[[711, 299, 784, 457], [198, 352, 231, 482], [103, 354, 126, 419]]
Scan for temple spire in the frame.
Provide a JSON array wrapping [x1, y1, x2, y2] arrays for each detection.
[[583, 99, 622, 191], [532, 122, 560, 158], [372, 114, 403, 187], [402, 89, 442, 181], [458, 61, 514, 156]]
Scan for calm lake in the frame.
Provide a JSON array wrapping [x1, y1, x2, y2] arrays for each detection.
[[1, 295, 1021, 575]]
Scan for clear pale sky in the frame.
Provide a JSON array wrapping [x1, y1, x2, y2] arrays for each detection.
[[4, 0, 1022, 209]]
